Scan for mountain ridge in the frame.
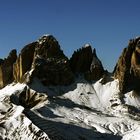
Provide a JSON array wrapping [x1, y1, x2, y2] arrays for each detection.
[[0, 35, 140, 139], [0, 35, 105, 89], [1, 34, 140, 94]]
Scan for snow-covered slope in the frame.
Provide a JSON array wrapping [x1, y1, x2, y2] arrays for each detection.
[[0, 84, 50, 140], [0, 77, 140, 140]]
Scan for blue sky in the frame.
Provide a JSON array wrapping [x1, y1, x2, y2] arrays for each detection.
[[0, 0, 140, 71]]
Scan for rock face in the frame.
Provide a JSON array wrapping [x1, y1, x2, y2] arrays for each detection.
[[13, 42, 37, 82], [32, 35, 74, 85], [70, 44, 104, 81], [10, 86, 48, 108], [70, 44, 93, 73], [114, 37, 140, 93], [13, 35, 74, 85], [85, 49, 104, 81], [0, 50, 17, 88], [18, 87, 48, 108], [0, 35, 104, 88]]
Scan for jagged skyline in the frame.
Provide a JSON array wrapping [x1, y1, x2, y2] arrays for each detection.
[[1, 34, 140, 140], [0, 0, 140, 71]]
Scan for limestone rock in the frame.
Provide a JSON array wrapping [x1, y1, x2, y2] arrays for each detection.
[[114, 37, 140, 93], [70, 44, 93, 73], [13, 35, 74, 85], [10, 86, 48, 108], [0, 49, 17, 88], [35, 35, 65, 59], [85, 49, 104, 81], [70, 44, 104, 81], [19, 87, 48, 108], [0, 35, 105, 87], [32, 35, 74, 85], [13, 42, 37, 82]]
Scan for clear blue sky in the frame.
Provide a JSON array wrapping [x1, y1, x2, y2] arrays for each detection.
[[0, 0, 140, 72]]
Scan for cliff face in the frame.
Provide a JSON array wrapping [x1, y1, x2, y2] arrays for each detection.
[[32, 35, 74, 85], [85, 48, 104, 81], [0, 35, 105, 88], [114, 37, 140, 93], [13, 35, 74, 86], [70, 44, 104, 81], [0, 50, 17, 88], [1, 35, 140, 140], [70, 44, 93, 73], [1, 34, 140, 94], [13, 42, 36, 82]]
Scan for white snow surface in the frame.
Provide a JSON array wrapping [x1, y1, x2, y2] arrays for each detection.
[[0, 78, 140, 140], [84, 43, 91, 48], [0, 83, 50, 140], [124, 91, 140, 108]]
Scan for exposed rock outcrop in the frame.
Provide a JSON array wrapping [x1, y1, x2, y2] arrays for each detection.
[[85, 48, 104, 81], [70, 44, 93, 73], [13, 35, 74, 85], [0, 49, 17, 88], [10, 86, 48, 108], [32, 35, 74, 85], [114, 37, 140, 93], [19, 87, 48, 108], [13, 42, 37, 82], [0, 35, 105, 88], [70, 44, 104, 81]]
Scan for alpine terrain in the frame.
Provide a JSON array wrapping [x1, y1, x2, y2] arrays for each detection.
[[0, 35, 140, 140]]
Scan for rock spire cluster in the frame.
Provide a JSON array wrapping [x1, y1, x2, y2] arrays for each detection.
[[2, 34, 140, 94], [0, 35, 104, 88]]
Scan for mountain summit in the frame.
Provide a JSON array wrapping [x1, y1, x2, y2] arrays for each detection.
[[0, 35, 140, 140], [0, 35, 104, 88]]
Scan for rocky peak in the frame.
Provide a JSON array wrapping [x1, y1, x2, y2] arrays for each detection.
[[13, 42, 37, 82], [7, 49, 17, 62], [70, 44, 93, 73], [114, 37, 140, 93], [0, 49, 17, 88], [0, 35, 105, 88], [84, 43, 91, 48], [86, 48, 104, 81], [13, 35, 74, 85], [38, 34, 57, 44], [36, 35, 64, 59], [90, 48, 102, 67], [0, 59, 3, 65], [70, 44, 104, 81]]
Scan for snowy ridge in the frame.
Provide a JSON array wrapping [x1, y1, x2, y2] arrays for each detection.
[[0, 77, 140, 139], [0, 85, 50, 140]]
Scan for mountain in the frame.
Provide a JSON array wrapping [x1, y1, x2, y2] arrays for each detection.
[[0, 35, 140, 140], [114, 37, 140, 93], [0, 49, 17, 88]]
